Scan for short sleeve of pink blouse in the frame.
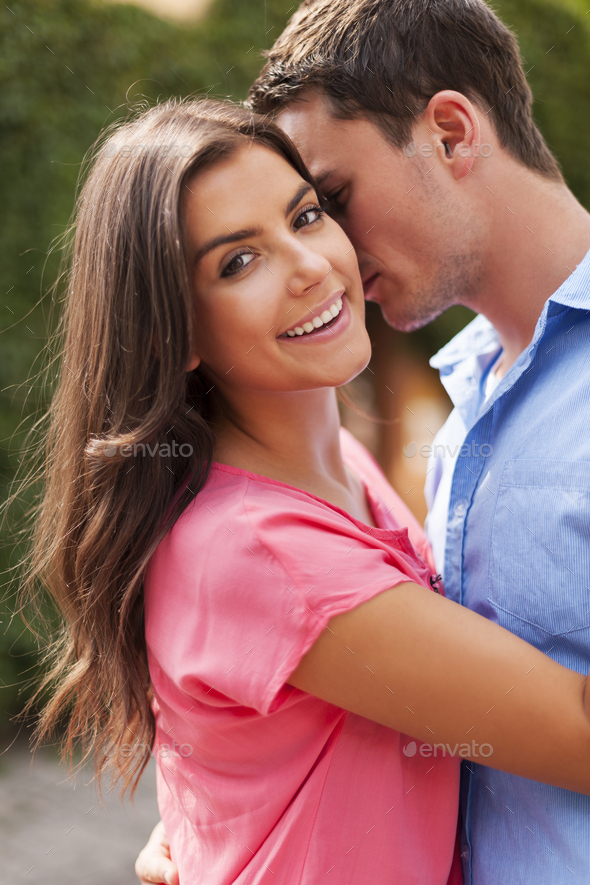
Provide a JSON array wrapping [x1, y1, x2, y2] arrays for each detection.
[[144, 429, 460, 885], [147, 436, 432, 717]]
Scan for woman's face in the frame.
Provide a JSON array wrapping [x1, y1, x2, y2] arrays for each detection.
[[183, 143, 371, 394]]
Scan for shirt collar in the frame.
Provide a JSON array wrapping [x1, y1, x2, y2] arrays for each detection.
[[429, 314, 501, 428], [548, 246, 590, 311], [429, 246, 590, 425]]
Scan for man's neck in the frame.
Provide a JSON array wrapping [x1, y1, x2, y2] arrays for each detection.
[[465, 169, 590, 379]]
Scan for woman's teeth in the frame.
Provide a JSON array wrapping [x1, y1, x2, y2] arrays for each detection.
[[285, 297, 343, 337]]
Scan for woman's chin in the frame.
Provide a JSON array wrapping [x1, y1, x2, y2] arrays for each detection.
[[317, 343, 373, 388], [341, 335, 372, 383]]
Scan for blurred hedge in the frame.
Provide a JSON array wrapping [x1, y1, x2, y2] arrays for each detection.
[[0, 0, 297, 733], [1, 0, 589, 731]]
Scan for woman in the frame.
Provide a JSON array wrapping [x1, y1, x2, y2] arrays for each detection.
[[22, 99, 590, 885]]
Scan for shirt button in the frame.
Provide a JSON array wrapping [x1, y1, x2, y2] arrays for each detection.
[[454, 501, 467, 517]]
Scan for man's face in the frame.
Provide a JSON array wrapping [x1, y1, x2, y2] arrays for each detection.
[[278, 92, 484, 332]]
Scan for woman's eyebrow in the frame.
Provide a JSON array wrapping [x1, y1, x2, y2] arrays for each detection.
[[193, 182, 315, 266], [194, 227, 262, 265], [285, 181, 314, 216]]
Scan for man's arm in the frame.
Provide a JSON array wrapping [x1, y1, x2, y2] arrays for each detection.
[[135, 821, 178, 885]]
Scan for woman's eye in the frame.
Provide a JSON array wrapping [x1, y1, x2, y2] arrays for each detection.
[[222, 250, 255, 277], [293, 205, 325, 230]]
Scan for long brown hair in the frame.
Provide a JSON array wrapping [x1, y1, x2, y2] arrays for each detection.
[[15, 98, 313, 796]]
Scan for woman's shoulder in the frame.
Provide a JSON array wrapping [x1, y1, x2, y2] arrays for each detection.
[[147, 450, 414, 594], [148, 437, 436, 590], [174, 460, 355, 531], [150, 461, 362, 571], [162, 435, 427, 549]]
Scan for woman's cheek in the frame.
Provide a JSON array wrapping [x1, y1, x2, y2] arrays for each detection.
[[221, 300, 266, 357], [192, 310, 234, 372], [326, 234, 360, 286]]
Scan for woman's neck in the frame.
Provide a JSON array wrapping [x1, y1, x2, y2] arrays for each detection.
[[213, 387, 345, 486], [211, 387, 374, 524]]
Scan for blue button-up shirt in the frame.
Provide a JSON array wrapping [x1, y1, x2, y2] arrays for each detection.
[[425, 247, 590, 884]]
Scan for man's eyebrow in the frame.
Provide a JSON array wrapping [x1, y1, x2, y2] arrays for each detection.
[[313, 170, 337, 190], [194, 227, 262, 265], [194, 182, 316, 266]]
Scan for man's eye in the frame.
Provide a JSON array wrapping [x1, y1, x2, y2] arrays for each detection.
[[293, 205, 325, 229], [222, 250, 255, 276], [326, 188, 345, 209]]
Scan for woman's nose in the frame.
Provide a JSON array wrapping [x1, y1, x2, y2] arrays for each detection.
[[284, 242, 334, 298]]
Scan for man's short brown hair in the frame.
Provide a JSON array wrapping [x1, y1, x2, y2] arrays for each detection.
[[248, 0, 563, 181]]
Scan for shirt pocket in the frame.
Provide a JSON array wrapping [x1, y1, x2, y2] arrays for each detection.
[[488, 460, 590, 637]]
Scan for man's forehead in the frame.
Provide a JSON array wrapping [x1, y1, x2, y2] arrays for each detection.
[[276, 94, 391, 184], [277, 99, 345, 180], [276, 90, 331, 130]]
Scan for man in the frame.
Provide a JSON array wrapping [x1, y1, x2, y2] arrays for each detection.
[[137, 1, 590, 882]]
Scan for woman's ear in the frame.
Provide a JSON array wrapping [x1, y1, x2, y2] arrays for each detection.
[[152, 335, 201, 372], [422, 90, 481, 180], [153, 332, 201, 371], [186, 353, 201, 372]]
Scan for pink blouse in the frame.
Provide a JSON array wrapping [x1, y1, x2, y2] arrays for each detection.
[[144, 429, 461, 884]]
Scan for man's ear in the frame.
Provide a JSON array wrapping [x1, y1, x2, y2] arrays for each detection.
[[422, 90, 481, 179]]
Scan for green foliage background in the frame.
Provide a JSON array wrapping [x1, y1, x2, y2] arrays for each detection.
[[1, 0, 589, 731]]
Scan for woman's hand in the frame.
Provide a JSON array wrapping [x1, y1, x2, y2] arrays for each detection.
[[135, 821, 178, 885]]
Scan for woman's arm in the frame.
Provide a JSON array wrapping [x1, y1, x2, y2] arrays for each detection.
[[288, 582, 590, 793]]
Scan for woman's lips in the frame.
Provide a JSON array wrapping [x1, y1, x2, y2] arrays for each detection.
[[278, 295, 351, 343]]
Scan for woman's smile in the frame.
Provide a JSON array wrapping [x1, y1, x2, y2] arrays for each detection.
[[279, 292, 347, 340]]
